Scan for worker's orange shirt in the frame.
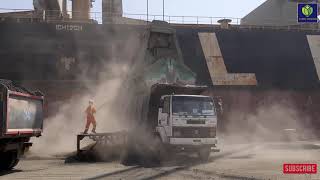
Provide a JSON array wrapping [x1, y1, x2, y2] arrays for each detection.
[[86, 106, 96, 118]]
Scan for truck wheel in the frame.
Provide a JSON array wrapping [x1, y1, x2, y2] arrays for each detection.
[[154, 136, 168, 163], [120, 141, 140, 166], [0, 151, 19, 170], [120, 149, 140, 166], [198, 148, 210, 162]]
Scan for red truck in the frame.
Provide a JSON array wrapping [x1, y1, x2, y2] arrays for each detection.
[[0, 80, 44, 170]]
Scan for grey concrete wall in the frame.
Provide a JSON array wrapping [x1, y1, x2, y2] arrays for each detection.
[[241, 0, 307, 26]]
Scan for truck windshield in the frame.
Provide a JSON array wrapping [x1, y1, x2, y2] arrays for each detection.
[[172, 96, 215, 116]]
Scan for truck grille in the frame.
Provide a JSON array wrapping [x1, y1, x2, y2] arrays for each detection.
[[187, 120, 205, 124], [173, 127, 216, 138]]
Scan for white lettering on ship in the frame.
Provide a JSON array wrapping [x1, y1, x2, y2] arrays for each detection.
[[56, 24, 83, 31]]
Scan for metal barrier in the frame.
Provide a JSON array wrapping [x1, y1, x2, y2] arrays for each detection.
[[77, 131, 127, 154], [123, 13, 241, 25], [0, 8, 241, 25], [0, 8, 319, 31]]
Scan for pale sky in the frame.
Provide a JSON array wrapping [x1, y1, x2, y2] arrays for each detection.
[[1, 0, 266, 18]]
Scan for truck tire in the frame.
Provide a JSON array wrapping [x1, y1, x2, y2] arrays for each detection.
[[153, 136, 168, 163], [120, 149, 140, 166], [0, 151, 19, 170], [120, 141, 140, 166], [198, 148, 210, 162]]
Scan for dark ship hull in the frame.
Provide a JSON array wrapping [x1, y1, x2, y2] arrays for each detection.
[[1, 21, 320, 135]]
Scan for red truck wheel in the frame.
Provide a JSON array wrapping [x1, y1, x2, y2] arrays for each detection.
[[0, 151, 19, 170]]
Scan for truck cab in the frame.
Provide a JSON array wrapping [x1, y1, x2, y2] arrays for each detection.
[[148, 84, 219, 161]]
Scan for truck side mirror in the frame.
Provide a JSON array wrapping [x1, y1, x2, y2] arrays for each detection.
[[162, 100, 169, 114], [217, 97, 223, 114], [163, 106, 169, 114], [159, 99, 164, 108]]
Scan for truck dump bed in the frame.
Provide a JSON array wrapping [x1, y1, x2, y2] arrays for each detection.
[[0, 80, 44, 137], [149, 83, 208, 106]]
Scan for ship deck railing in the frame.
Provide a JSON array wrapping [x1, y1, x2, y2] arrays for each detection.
[[0, 8, 319, 31]]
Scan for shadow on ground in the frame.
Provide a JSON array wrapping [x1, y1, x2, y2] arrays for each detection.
[[0, 169, 22, 176], [84, 144, 258, 180]]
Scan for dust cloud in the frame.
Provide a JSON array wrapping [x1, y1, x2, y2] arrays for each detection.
[[222, 100, 316, 144], [30, 63, 128, 156], [217, 99, 319, 163], [30, 26, 148, 156]]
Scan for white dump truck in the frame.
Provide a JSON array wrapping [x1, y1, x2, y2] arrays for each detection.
[[77, 83, 221, 164], [145, 83, 220, 161]]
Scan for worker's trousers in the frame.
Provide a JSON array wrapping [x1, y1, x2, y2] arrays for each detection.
[[84, 116, 96, 133]]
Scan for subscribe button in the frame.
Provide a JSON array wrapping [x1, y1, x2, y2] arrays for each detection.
[[283, 164, 317, 174]]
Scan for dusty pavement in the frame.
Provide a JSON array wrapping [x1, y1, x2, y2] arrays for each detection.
[[1, 141, 320, 180]]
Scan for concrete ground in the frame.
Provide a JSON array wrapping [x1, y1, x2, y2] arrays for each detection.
[[1, 141, 320, 180]]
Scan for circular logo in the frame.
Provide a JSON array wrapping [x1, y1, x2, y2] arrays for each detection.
[[302, 5, 314, 17]]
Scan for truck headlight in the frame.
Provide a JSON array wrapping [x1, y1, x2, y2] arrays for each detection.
[[174, 130, 181, 137]]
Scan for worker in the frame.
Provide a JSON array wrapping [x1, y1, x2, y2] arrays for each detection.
[[84, 99, 97, 134]]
